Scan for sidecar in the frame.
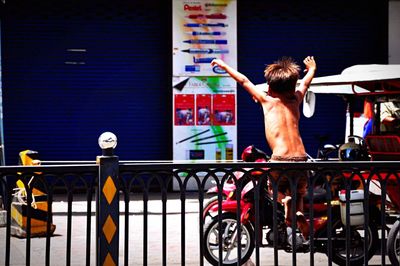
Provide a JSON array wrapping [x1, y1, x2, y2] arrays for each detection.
[[305, 64, 400, 265]]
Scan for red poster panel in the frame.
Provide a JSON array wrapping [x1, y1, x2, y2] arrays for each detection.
[[196, 94, 212, 125], [174, 94, 195, 126], [212, 94, 235, 125]]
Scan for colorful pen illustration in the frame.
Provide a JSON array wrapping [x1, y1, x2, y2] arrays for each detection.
[[176, 129, 210, 144], [182, 48, 229, 54], [173, 0, 236, 76], [185, 65, 200, 72], [185, 31, 227, 36], [183, 39, 227, 44], [186, 13, 227, 19], [190, 132, 228, 143], [212, 65, 227, 74], [193, 57, 216, 64], [183, 23, 228, 28], [196, 139, 232, 146]]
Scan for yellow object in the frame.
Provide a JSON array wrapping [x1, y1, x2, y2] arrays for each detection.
[[10, 150, 56, 237], [11, 200, 56, 237]]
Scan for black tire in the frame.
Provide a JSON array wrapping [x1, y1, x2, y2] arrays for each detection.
[[203, 212, 255, 266], [331, 220, 378, 266], [203, 195, 226, 224], [388, 220, 400, 266]]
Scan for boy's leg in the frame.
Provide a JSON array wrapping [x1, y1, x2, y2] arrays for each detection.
[[282, 194, 292, 226], [296, 208, 309, 239], [283, 195, 309, 240], [296, 175, 309, 239]]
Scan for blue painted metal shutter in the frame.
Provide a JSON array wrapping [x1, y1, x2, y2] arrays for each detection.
[[2, 1, 172, 163]]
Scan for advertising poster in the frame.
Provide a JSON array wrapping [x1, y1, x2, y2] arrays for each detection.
[[172, 0, 237, 76], [172, 1, 237, 190], [173, 76, 237, 162]]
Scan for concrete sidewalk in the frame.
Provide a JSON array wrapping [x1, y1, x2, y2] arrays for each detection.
[[0, 192, 385, 265]]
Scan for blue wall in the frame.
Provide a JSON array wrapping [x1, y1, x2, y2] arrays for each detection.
[[1, 0, 388, 163]]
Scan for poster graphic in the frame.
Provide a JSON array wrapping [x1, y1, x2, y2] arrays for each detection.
[[174, 94, 195, 126], [212, 94, 235, 125], [196, 94, 211, 125], [173, 0, 237, 76]]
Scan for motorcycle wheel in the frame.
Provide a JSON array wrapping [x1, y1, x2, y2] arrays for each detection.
[[330, 220, 378, 266], [203, 212, 255, 266], [387, 220, 400, 266], [203, 195, 226, 224]]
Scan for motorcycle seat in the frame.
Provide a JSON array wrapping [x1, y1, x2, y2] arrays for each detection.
[[303, 186, 327, 203]]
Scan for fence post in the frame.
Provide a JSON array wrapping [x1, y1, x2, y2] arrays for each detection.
[[97, 132, 119, 266]]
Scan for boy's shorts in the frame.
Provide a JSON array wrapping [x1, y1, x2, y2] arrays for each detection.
[[268, 155, 309, 197]]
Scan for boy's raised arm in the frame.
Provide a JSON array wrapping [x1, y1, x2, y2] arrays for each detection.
[[211, 59, 267, 103], [296, 56, 317, 100]]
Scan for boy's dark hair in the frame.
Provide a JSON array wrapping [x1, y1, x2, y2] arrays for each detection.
[[264, 57, 300, 93]]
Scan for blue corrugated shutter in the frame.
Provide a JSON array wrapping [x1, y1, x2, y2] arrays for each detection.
[[2, 1, 172, 163]]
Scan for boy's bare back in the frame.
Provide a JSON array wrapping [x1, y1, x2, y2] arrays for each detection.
[[262, 92, 305, 158]]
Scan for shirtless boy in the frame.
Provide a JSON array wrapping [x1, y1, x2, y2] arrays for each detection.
[[211, 56, 317, 239]]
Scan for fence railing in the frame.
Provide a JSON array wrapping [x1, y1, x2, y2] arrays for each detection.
[[0, 152, 399, 266]]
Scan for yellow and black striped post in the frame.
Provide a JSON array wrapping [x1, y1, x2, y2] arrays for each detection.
[[97, 132, 119, 266]]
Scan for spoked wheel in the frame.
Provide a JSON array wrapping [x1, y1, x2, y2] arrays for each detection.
[[388, 220, 400, 266], [203, 195, 225, 224], [331, 220, 378, 266], [203, 213, 254, 266]]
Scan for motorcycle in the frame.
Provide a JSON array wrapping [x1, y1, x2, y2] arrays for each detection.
[[202, 144, 380, 266], [202, 142, 339, 223], [203, 145, 269, 224]]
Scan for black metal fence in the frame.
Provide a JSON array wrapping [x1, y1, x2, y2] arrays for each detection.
[[0, 155, 399, 266]]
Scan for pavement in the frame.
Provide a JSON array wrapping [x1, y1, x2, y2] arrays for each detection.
[[0, 192, 388, 265]]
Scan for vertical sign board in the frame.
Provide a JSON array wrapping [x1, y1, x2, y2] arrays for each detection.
[[172, 0, 237, 190]]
